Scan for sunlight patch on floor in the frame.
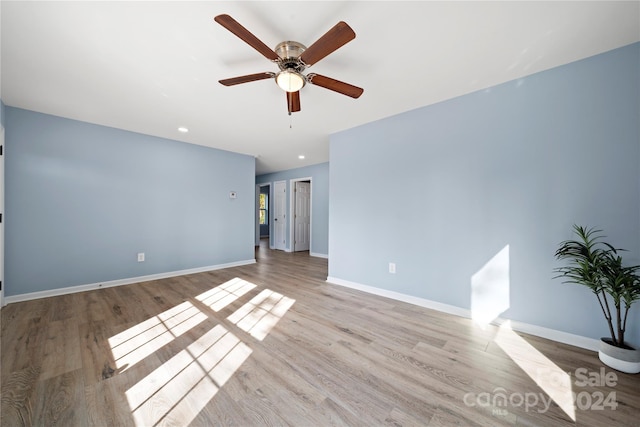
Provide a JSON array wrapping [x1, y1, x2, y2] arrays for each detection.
[[494, 321, 576, 421], [112, 278, 295, 425], [126, 324, 252, 426], [196, 277, 257, 312], [227, 288, 296, 340], [108, 301, 207, 371]]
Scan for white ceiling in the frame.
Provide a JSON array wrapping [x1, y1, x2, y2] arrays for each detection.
[[2, 1, 639, 175]]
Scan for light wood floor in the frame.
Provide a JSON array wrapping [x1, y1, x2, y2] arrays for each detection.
[[2, 241, 639, 426]]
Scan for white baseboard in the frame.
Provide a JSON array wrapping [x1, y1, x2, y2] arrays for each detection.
[[4, 259, 256, 305], [310, 252, 328, 259], [326, 276, 599, 352]]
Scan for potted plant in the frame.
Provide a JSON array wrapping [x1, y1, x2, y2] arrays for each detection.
[[554, 225, 640, 373]]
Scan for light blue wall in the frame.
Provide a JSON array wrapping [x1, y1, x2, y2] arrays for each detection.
[[329, 43, 640, 345], [5, 107, 256, 297], [257, 162, 329, 256]]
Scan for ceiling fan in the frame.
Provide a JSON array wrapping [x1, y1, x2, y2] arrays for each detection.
[[214, 14, 364, 114]]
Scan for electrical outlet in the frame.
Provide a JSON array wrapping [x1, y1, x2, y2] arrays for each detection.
[[137, 252, 145, 262], [389, 262, 396, 274]]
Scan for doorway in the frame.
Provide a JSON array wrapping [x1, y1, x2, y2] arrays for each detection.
[[258, 183, 270, 243], [291, 178, 311, 252]]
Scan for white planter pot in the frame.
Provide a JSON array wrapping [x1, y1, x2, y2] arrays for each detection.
[[598, 338, 640, 374]]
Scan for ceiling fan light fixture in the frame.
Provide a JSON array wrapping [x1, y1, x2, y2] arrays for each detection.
[[276, 70, 305, 92]]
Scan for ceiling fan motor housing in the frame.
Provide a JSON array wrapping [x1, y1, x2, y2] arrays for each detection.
[[275, 41, 307, 73]]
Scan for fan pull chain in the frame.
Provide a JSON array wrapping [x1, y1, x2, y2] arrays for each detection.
[[289, 112, 293, 129]]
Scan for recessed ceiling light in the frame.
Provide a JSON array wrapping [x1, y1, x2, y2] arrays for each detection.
[[178, 127, 189, 133], [298, 155, 305, 159]]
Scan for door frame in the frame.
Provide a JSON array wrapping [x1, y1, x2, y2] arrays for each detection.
[[289, 177, 312, 253], [255, 182, 271, 247]]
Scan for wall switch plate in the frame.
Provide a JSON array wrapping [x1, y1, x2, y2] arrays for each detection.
[[389, 262, 396, 274], [137, 252, 145, 262]]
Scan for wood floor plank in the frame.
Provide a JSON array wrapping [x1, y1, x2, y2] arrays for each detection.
[[78, 320, 119, 387], [29, 368, 87, 427], [0, 366, 41, 426], [84, 373, 137, 427], [39, 319, 83, 382], [2, 240, 639, 426]]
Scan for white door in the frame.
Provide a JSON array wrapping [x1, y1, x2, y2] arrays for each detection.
[[294, 181, 310, 252], [273, 181, 286, 250], [0, 127, 4, 307]]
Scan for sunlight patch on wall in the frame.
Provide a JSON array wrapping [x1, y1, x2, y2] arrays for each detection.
[[126, 324, 252, 426], [495, 321, 576, 421], [471, 245, 510, 327], [196, 277, 257, 311], [108, 301, 207, 371], [227, 289, 295, 340]]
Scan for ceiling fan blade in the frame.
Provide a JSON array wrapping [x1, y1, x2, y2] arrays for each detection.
[[307, 74, 363, 99], [299, 21, 356, 66], [214, 14, 279, 61], [219, 72, 274, 86], [287, 91, 301, 113]]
